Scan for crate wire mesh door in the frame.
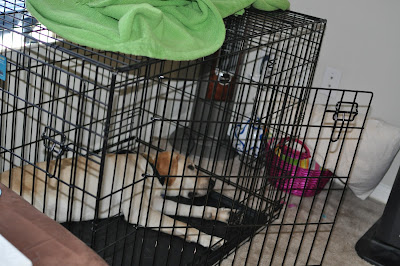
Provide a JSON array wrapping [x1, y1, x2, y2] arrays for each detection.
[[0, 3, 373, 266]]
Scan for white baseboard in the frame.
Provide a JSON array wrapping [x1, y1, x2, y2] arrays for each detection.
[[369, 183, 392, 204]]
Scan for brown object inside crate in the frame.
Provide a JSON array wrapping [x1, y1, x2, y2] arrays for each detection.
[[0, 183, 107, 266]]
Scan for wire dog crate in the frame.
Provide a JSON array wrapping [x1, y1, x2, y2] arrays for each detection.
[[0, 2, 373, 266]]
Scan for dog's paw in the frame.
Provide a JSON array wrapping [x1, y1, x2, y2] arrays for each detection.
[[196, 234, 224, 250], [215, 208, 233, 223], [210, 236, 224, 251], [204, 207, 243, 224]]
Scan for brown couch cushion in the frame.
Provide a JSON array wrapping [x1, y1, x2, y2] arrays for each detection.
[[0, 183, 107, 266]]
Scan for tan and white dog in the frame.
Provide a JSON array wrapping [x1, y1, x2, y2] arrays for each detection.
[[0, 151, 233, 249]]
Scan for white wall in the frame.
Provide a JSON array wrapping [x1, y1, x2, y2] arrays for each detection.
[[290, 0, 400, 201]]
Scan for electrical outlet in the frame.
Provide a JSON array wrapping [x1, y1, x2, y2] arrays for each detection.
[[322, 66, 342, 89]]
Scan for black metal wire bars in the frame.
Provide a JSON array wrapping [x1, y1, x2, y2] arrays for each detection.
[[0, 2, 373, 265]]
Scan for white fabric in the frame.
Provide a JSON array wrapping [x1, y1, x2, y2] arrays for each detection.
[[0, 234, 32, 266], [304, 105, 400, 199]]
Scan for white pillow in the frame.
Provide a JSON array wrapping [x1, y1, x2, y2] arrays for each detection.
[[304, 105, 400, 199]]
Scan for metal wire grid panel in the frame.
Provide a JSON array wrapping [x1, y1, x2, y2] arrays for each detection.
[[0, 2, 373, 266]]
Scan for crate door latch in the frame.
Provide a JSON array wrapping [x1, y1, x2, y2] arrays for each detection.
[[331, 101, 358, 142]]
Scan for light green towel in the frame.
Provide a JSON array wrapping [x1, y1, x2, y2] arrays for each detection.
[[209, 0, 254, 18], [211, 0, 290, 18], [253, 0, 290, 11], [26, 0, 289, 61]]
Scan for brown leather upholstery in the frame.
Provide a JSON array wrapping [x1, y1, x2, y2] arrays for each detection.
[[0, 183, 108, 266]]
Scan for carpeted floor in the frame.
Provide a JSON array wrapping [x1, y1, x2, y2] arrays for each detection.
[[322, 189, 384, 266]]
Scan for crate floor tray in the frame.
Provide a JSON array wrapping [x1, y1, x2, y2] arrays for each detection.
[[63, 191, 282, 265]]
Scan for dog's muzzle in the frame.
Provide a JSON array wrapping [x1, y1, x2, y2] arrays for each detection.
[[187, 179, 215, 198]]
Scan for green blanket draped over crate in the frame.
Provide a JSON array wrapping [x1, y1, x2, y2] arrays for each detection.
[[26, 0, 290, 61]]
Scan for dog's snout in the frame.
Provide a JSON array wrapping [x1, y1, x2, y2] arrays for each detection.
[[208, 179, 215, 190]]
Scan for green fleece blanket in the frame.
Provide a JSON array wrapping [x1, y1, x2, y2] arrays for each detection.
[[26, 0, 289, 61]]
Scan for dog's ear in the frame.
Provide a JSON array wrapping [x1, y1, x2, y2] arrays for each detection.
[[156, 151, 179, 186]]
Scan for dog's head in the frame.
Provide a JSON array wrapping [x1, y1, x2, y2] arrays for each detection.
[[154, 151, 214, 198]]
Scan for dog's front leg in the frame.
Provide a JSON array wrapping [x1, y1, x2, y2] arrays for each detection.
[[151, 197, 232, 224], [144, 208, 223, 250]]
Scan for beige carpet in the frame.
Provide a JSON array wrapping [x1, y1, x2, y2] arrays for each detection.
[[322, 189, 383, 266]]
